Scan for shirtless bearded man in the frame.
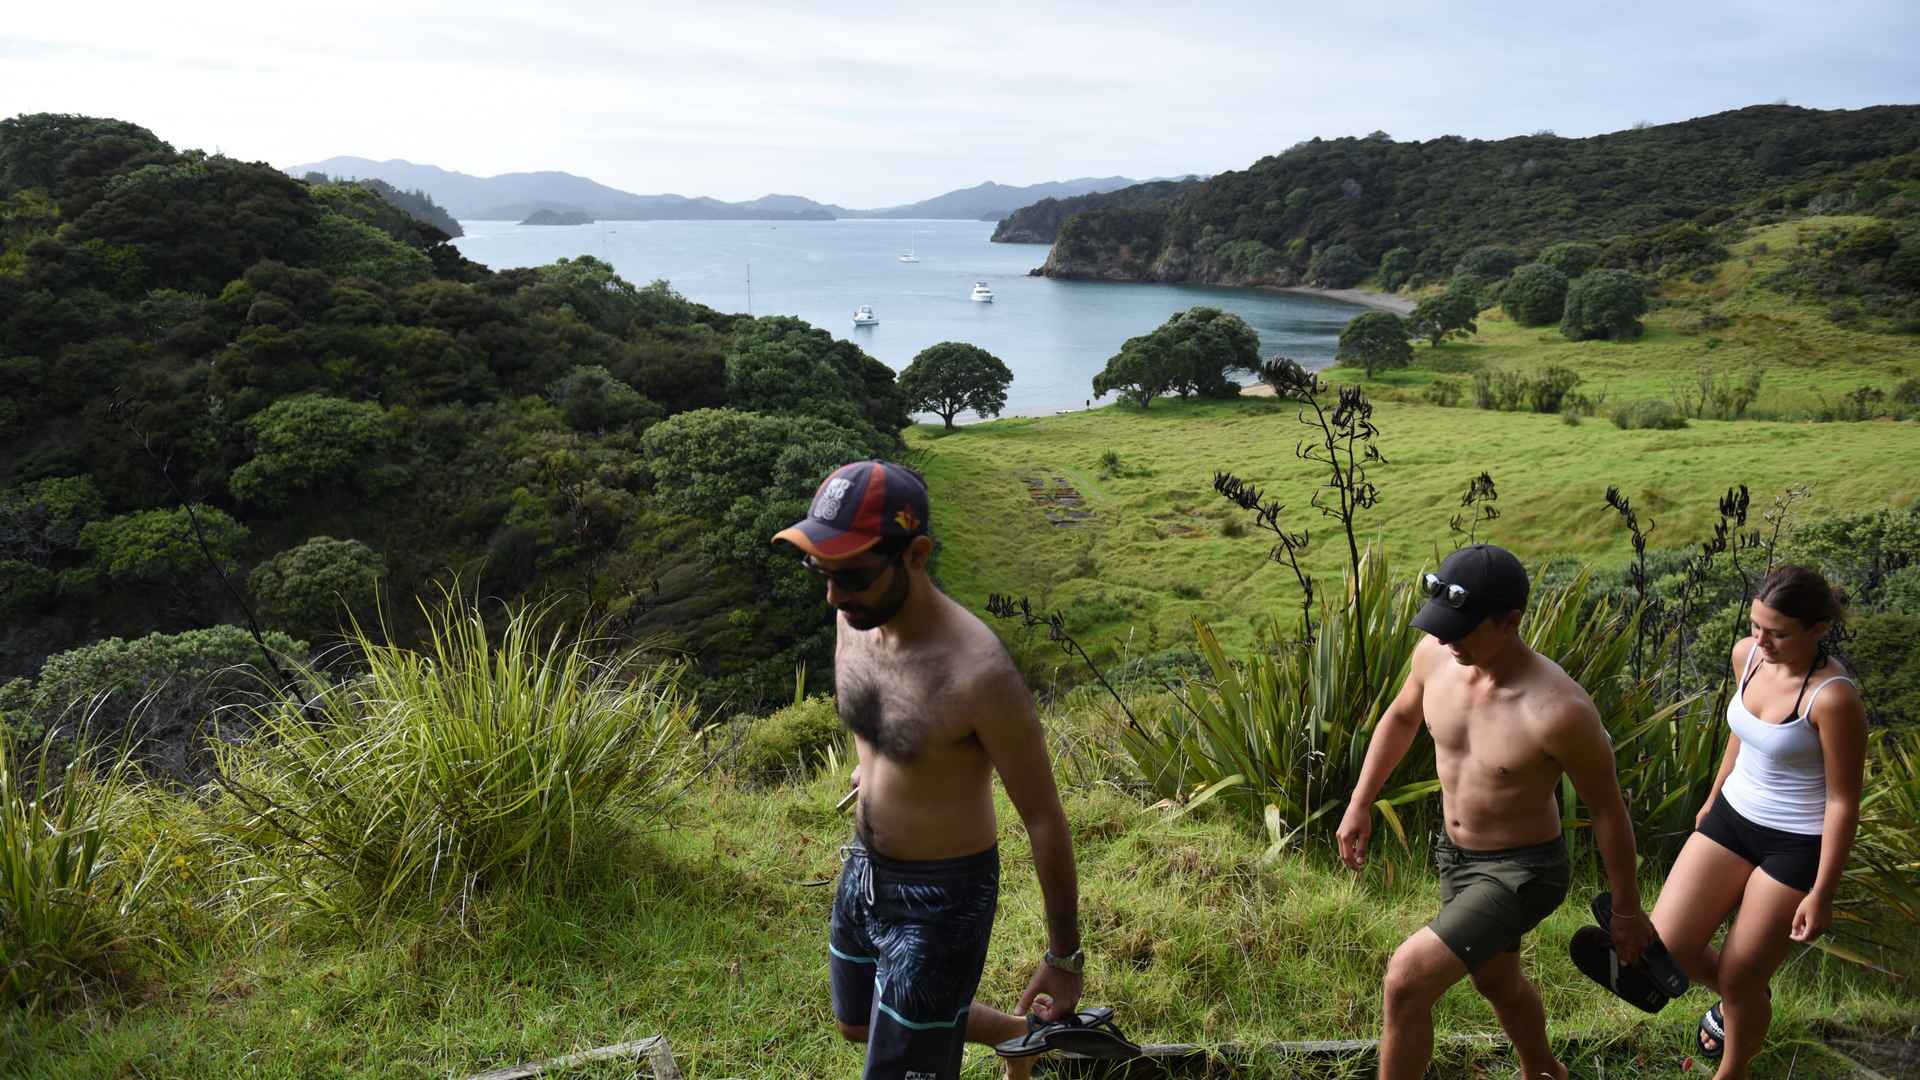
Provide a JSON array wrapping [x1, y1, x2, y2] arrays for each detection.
[[773, 460, 1084, 1080], [1335, 545, 1655, 1080]]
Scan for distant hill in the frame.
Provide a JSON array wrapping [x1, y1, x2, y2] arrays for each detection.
[[993, 177, 1206, 243], [284, 158, 1142, 222], [520, 209, 594, 226], [1022, 105, 1920, 287]]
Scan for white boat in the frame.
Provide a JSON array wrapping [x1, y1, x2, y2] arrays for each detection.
[[852, 304, 879, 326], [970, 281, 994, 303], [898, 231, 918, 262]]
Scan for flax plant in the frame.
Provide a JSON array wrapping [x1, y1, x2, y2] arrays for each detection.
[[1, 736, 161, 1008], [207, 597, 698, 932]]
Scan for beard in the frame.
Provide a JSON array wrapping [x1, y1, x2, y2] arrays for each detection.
[[838, 563, 911, 629]]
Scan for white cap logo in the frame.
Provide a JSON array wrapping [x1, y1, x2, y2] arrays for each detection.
[[813, 477, 853, 521]]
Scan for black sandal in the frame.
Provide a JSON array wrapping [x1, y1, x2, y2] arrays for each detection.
[[994, 1007, 1141, 1060], [1697, 1001, 1726, 1062]]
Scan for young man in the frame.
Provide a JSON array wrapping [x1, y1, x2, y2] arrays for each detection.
[[1335, 544, 1655, 1080], [772, 460, 1086, 1080]]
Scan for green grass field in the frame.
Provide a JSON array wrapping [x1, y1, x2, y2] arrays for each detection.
[[7, 764, 1908, 1078]]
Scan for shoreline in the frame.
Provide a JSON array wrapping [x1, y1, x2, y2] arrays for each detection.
[[1262, 284, 1417, 315]]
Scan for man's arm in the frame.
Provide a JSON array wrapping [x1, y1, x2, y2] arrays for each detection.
[[1336, 639, 1431, 871], [974, 656, 1081, 1019], [1544, 694, 1654, 963]]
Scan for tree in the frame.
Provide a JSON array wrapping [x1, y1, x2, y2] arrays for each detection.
[[1338, 311, 1413, 377], [1308, 243, 1367, 288], [249, 536, 385, 640], [1560, 269, 1649, 341], [78, 505, 249, 583], [897, 342, 1013, 429], [1453, 245, 1521, 280], [230, 394, 401, 508], [1502, 263, 1571, 326], [547, 365, 661, 432], [1092, 307, 1260, 408], [724, 316, 908, 441], [1408, 293, 1479, 346], [1539, 241, 1601, 278], [1377, 246, 1415, 291]]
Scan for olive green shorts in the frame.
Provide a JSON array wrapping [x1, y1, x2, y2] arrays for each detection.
[[1429, 834, 1570, 972]]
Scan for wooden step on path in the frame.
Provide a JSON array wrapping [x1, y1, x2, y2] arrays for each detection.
[[1022, 474, 1094, 528]]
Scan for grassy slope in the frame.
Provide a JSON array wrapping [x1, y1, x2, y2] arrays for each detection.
[[915, 218, 1920, 664], [7, 769, 1905, 1078]]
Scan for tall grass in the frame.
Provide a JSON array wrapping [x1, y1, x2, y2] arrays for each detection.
[[1122, 551, 1704, 856], [0, 738, 162, 1008], [206, 598, 699, 932]]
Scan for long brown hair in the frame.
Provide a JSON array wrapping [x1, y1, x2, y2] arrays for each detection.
[[1755, 564, 1849, 666]]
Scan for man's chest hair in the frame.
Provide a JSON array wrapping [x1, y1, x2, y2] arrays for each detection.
[[836, 658, 958, 763]]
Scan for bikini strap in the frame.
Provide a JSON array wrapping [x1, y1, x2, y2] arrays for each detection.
[[1786, 662, 1820, 720], [1799, 676, 1858, 720]]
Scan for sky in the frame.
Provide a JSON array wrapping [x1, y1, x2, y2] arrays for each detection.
[[7, 1, 1920, 208]]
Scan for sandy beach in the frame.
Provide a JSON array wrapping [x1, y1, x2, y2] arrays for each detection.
[[1265, 285, 1418, 314]]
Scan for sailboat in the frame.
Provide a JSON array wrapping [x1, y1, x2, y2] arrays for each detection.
[[898, 232, 919, 263]]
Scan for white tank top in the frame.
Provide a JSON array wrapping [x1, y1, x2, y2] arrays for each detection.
[[1718, 645, 1852, 836]]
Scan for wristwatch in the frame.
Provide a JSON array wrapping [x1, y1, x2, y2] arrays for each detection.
[[1042, 947, 1085, 975]]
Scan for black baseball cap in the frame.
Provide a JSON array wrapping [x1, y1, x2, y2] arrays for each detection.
[[1411, 544, 1530, 641], [771, 460, 930, 559]]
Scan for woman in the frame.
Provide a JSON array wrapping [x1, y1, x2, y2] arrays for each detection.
[[1648, 566, 1866, 1079]]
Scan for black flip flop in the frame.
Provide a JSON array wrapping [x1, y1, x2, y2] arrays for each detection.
[[994, 1014, 1054, 1059], [1570, 925, 1671, 1013], [1589, 892, 1690, 998], [1042, 1007, 1143, 1059], [1697, 1000, 1726, 1061]]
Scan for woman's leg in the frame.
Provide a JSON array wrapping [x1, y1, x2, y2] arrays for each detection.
[[1711, 871, 1802, 1080], [1649, 831, 1754, 994]]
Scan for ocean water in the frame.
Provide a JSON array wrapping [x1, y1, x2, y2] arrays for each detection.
[[451, 218, 1364, 418]]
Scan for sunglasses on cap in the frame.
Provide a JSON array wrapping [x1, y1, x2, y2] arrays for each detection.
[[1423, 572, 1471, 609], [801, 548, 904, 592]]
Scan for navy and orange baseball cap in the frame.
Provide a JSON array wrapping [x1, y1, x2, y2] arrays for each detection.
[[771, 460, 930, 559]]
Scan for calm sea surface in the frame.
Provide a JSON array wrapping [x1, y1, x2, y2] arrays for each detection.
[[451, 218, 1363, 418]]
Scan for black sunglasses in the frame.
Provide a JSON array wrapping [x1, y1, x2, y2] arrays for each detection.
[[802, 548, 904, 591], [1423, 572, 1470, 609]]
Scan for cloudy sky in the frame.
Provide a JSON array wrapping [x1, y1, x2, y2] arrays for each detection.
[[7, 1, 1918, 208]]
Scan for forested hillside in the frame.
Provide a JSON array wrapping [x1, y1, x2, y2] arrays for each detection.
[[0, 113, 908, 713], [1002, 105, 1920, 301]]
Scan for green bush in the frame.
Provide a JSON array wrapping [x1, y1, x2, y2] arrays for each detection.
[[1893, 378, 1920, 406], [545, 365, 661, 433], [0, 558, 55, 612], [1377, 246, 1414, 291], [248, 536, 385, 640], [78, 505, 249, 584], [1408, 293, 1478, 346], [0, 476, 107, 562], [1540, 241, 1601, 278], [1527, 366, 1584, 414], [229, 394, 400, 509], [0, 625, 306, 752], [1561, 269, 1649, 341], [209, 599, 697, 925], [1453, 244, 1520, 279], [1337, 311, 1412, 377], [1423, 378, 1464, 407], [1611, 399, 1688, 430], [1307, 243, 1367, 288], [1503, 263, 1571, 326], [1848, 613, 1920, 725], [1882, 564, 1920, 616], [734, 694, 842, 786]]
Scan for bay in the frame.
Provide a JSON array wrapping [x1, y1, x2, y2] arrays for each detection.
[[451, 218, 1364, 418]]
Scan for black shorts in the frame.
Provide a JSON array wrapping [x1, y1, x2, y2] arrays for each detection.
[[1697, 793, 1823, 893], [830, 842, 999, 1080]]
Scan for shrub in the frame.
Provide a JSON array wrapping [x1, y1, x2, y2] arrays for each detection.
[[248, 537, 385, 641], [1611, 399, 1688, 430], [1527, 367, 1584, 414], [1453, 245, 1521, 279], [1446, 272, 1497, 311], [545, 365, 660, 433], [229, 394, 400, 509], [1423, 378, 1464, 407], [1408, 293, 1478, 346], [735, 694, 842, 786], [0, 476, 107, 562], [0, 625, 305, 773], [1848, 613, 1920, 725], [1561, 269, 1649, 341], [78, 505, 248, 584], [1539, 241, 1602, 279], [1895, 378, 1920, 406], [208, 599, 697, 925], [0, 558, 55, 612], [1307, 243, 1367, 289], [1503, 263, 1570, 326], [1377, 246, 1414, 291]]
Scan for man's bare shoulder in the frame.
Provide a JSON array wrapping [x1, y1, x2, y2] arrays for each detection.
[[1519, 650, 1603, 738]]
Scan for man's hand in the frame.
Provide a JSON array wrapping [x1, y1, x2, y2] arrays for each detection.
[[1609, 907, 1656, 966], [1016, 964, 1083, 1022], [1336, 802, 1373, 871], [1790, 891, 1833, 943]]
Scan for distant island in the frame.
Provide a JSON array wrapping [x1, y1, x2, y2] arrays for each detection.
[[520, 209, 594, 226], [282, 157, 1145, 222]]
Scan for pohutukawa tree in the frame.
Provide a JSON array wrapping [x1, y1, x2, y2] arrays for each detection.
[[1337, 311, 1413, 377], [896, 342, 1014, 429]]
